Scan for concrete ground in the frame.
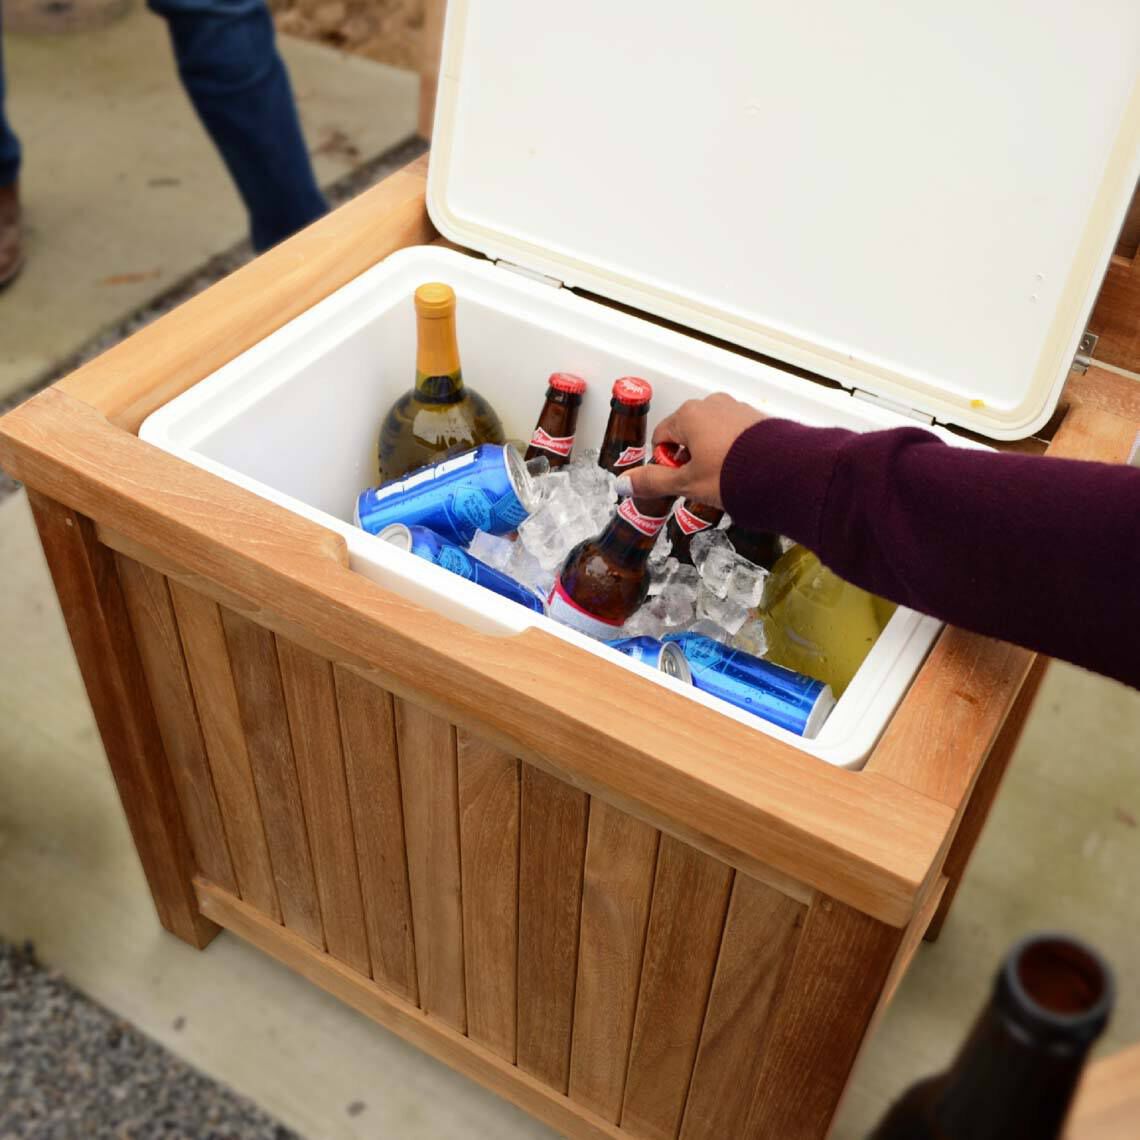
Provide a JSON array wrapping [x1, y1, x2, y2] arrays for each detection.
[[0, 484, 1138, 1139], [0, 2, 417, 400]]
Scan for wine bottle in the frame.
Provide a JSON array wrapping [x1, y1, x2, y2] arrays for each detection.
[[377, 282, 505, 482], [868, 933, 1112, 1140]]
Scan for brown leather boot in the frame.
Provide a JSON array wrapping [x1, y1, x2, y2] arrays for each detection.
[[0, 181, 24, 289]]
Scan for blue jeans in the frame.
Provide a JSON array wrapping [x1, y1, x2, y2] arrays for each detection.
[[0, 0, 327, 250]]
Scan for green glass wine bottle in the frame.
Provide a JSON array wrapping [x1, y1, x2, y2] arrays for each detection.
[[377, 282, 505, 482]]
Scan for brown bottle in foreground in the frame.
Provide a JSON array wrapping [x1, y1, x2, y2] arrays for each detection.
[[377, 282, 505, 481], [547, 443, 684, 638], [667, 499, 725, 564], [524, 373, 587, 470], [867, 933, 1112, 1140], [724, 522, 783, 571], [598, 376, 652, 475]]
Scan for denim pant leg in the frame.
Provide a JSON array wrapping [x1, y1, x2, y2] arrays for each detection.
[[148, 0, 326, 251], [0, 17, 22, 188]]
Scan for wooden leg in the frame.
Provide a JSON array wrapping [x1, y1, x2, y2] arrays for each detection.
[[923, 655, 1050, 943], [27, 491, 218, 949], [742, 896, 904, 1140], [419, 0, 447, 138]]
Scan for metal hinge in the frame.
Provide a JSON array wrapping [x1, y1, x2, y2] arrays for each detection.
[[1072, 331, 1098, 374], [494, 260, 563, 289], [852, 388, 935, 424]]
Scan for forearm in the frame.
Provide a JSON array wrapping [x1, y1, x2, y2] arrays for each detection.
[[720, 419, 1140, 689]]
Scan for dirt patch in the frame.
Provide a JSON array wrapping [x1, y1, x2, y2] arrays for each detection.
[[271, 0, 424, 72]]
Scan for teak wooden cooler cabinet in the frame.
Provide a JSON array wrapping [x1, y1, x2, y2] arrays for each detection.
[[3, 155, 1138, 1140]]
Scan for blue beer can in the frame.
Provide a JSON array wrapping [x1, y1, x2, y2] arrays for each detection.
[[377, 524, 546, 615], [604, 636, 692, 682], [662, 633, 835, 737], [356, 445, 541, 546]]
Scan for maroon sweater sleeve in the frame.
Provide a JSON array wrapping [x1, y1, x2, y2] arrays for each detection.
[[720, 419, 1140, 690]]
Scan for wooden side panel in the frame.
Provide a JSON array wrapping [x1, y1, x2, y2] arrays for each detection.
[[1089, 250, 1140, 374], [334, 666, 419, 1003], [168, 580, 280, 922], [679, 877, 804, 1140], [516, 764, 589, 1093], [27, 495, 218, 948], [221, 608, 323, 949], [742, 897, 905, 1140], [569, 800, 660, 1122], [457, 730, 519, 1062], [116, 555, 236, 894], [620, 837, 734, 1140], [277, 640, 370, 975], [396, 698, 466, 1030]]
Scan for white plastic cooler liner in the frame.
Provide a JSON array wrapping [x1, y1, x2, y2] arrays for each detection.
[[141, 246, 983, 768]]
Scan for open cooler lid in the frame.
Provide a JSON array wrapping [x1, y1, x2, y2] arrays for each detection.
[[426, 1, 1140, 440]]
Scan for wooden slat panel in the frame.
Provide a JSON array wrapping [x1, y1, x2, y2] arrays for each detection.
[[117, 555, 236, 894], [742, 897, 905, 1140], [334, 666, 419, 1002], [196, 878, 627, 1140], [1066, 1042, 1140, 1140], [26, 495, 217, 948], [221, 608, 323, 948], [517, 765, 589, 1092], [277, 639, 370, 975], [569, 800, 659, 1122], [395, 698, 466, 1029], [457, 730, 519, 1062], [1088, 251, 1140, 373], [620, 838, 734, 1140], [168, 581, 280, 922], [679, 877, 804, 1140]]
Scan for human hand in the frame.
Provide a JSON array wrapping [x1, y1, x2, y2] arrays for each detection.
[[621, 393, 764, 506]]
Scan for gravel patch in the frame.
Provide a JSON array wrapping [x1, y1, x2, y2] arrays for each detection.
[[0, 939, 304, 1139], [0, 135, 428, 504]]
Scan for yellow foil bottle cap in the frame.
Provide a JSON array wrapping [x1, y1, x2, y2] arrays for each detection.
[[414, 282, 456, 317]]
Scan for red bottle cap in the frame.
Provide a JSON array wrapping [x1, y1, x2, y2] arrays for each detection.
[[548, 372, 588, 395], [652, 442, 690, 468], [611, 376, 653, 406]]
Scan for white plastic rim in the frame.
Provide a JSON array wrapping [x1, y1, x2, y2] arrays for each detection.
[[140, 245, 983, 769]]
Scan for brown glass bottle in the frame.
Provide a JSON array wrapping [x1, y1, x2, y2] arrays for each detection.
[[524, 373, 587, 470], [598, 376, 652, 475], [667, 499, 725, 564], [377, 282, 505, 482], [868, 934, 1112, 1140], [724, 523, 782, 571], [548, 444, 682, 638]]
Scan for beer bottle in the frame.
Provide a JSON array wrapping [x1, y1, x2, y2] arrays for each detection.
[[598, 377, 652, 475], [867, 933, 1112, 1140], [377, 282, 505, 481], [548, 443, 683, 637], [724, 523, 782, 571], [667, 500, 725, 564], [524, 373, 587, 470]]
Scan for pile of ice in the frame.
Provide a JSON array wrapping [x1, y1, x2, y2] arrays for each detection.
[[620, 526, 769, 654], [468, 449, 618, 598]]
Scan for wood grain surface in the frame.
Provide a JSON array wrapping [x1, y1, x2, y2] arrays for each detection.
[[457, 730, 520, 1062], [1066, 1041, 1140, 1140]]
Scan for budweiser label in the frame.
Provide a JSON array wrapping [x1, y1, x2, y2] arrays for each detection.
[[617, 497, 669, 537], [673, 503, 714, 536], [546, 579, 624, 639], [613, 445, 647, 469], [529, 427, 575, 458]]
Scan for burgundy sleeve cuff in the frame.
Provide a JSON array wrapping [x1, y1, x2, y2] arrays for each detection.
[[719, 419, 856, 548]]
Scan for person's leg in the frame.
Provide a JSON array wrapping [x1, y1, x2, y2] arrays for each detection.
[[148, 0, 327, 251], [1, 17, 25, 286]]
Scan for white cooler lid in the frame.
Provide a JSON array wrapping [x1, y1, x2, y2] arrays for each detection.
[[426, 1, 1140, 440]]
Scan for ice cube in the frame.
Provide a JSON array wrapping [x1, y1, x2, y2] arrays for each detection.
[[670, 564, 700, 593], [507, 544, 554, 596], [647, 555, 680, 597], [698, 542, 737, 600], [686, 618, 730, 643], [518, 509, 568, 571], [568, 455, 616, 502], [658, 580, 697, 628], [620, 606, 668, 641], [647, 529, 673, 572], [691, 528, 732, 574], [725, 558, 768, 611], [696, 584, 750, 635], [468, 530, 515, 572], [732, 618, 770, 658]]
